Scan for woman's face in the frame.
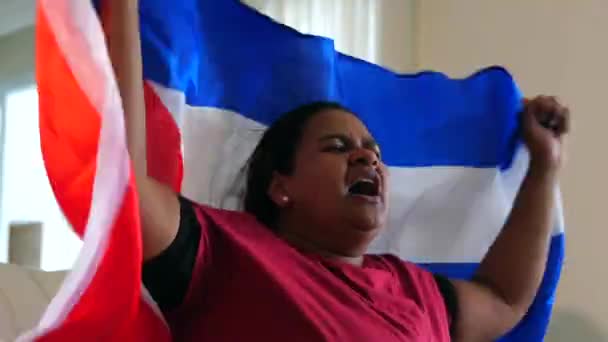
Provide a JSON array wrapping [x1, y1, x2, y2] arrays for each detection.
[[273, 109, 389, 256]]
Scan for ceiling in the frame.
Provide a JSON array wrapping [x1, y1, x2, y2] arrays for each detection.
[[0, 0, 35, 37]]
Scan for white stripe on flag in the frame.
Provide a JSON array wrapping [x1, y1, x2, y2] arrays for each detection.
[[373, 148, 565, 262]]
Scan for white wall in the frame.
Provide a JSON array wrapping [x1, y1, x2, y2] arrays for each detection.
[[416, 1, 608, 340]]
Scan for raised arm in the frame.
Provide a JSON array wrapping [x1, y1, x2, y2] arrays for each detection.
[[451, 96, 570, 341], [103, 0, 180, 260]]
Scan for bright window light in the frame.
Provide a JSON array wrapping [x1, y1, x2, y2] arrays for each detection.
[[2, 85, 81, 271]]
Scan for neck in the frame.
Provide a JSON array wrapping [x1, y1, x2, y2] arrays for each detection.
[[277, 229, 365, 266]]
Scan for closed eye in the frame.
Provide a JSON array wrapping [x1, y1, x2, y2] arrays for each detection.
[[323, 143, 349, 153], [320, 135, 352, 153], [318, 134, 380, 157]]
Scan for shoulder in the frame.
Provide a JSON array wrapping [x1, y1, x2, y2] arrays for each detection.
[[186, 198, 260, 228], [183, 197, 278, 245], [180, 197, 263, 237], [147, 198, 273, 310]]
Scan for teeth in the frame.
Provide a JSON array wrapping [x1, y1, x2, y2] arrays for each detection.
[[349, 178, 373, 189], [348, 178, 379, 196]]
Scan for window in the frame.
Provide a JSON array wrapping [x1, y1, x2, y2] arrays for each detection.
[[1, 86, 81, 271]]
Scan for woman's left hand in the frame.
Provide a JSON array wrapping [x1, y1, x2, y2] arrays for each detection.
[[521, 95, 571, 175]]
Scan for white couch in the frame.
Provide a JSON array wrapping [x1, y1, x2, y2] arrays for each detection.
[[0, 263, 66, 341]]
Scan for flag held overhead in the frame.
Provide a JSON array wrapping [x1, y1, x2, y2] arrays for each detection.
[[27, 0, 563, 341]]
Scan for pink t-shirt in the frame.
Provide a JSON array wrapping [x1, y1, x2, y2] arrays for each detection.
[[158, 202, 452, 341]]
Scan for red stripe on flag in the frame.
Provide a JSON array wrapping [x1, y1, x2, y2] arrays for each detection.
[[37, 6, 99, 238], [32, 3, 170, 340], [145, 82, 184, 193]]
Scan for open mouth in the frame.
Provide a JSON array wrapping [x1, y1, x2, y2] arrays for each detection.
[[347, 171, 381, 199], [348, 179, 379, 196]]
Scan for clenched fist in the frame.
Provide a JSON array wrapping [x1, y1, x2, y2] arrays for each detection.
[[522, 95, 570, 175]]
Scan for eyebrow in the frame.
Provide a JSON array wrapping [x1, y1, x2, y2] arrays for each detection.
[[318, 133, 380, 151]]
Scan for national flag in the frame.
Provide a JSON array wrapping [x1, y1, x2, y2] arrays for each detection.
[[24, 0, 563, 341]]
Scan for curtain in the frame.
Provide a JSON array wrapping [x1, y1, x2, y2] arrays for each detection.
[[243, 0, 415, 71]]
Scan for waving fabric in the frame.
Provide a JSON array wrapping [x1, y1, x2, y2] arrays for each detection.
[[25, 0, 563, 340]]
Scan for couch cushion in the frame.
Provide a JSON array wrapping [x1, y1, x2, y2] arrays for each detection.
[[0, 263, 66, 341]]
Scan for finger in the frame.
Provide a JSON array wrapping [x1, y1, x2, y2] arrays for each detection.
[[548, 112, 563, 131], [549, 100, 569, 133], [532, 96, 565, 129], [533, 95, 557, 110], [549, 114, 564, 135], [535, 102, 554, 128], [539, 95, 559, 114], [523, 96, 540, 118], [538, 111, 553, 128], [550, 106, 570, 136], [523, 104, 540, 129], [557, 106, 570, 135]]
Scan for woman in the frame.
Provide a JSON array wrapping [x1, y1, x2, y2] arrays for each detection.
[[106, 1, 570, 341]]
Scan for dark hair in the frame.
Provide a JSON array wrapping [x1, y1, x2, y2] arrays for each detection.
[[244, 101, 350, 229]]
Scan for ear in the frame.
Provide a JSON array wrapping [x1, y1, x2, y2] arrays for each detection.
[[268, 171, 291, 208]]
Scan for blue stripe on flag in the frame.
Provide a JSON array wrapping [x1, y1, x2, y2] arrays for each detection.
[[138, 0, 523, 169], [421, 234, 564, 341]]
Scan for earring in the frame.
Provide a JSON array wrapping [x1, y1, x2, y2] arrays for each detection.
[[282, 196, 289, 203]]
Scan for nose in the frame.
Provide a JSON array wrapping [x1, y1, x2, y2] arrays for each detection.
[[349, 148, 379, 167]]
